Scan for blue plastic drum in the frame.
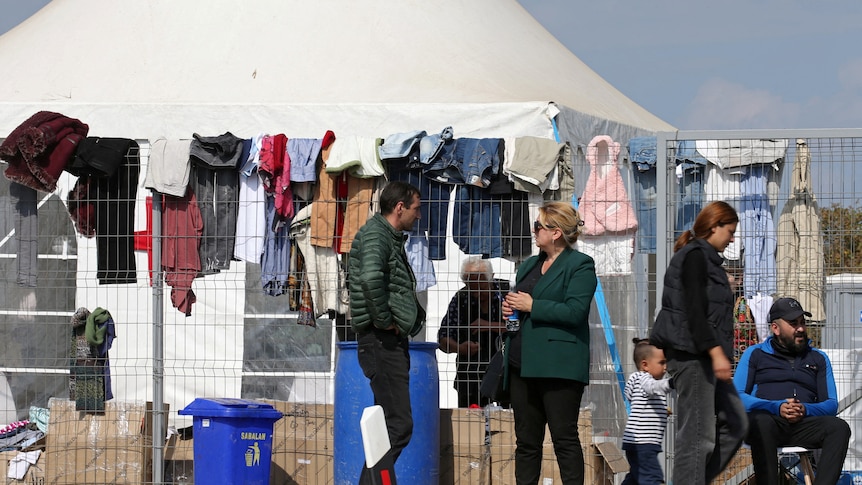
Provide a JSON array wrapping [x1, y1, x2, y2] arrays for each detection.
[[333, 341, 440, 485]]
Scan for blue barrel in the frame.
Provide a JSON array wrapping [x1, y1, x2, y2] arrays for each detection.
[[334, 341, 440, 485]]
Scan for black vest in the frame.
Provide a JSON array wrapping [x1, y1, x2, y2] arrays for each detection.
[[652, 238, 734, 358]]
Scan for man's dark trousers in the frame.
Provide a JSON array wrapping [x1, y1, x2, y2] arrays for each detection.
[[357, 328, 412, 485], [746, 411, 851, 485]]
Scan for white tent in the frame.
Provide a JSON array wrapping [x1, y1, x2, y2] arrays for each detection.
[[0, 0, 672, 139], [0, 0, 672, 417]]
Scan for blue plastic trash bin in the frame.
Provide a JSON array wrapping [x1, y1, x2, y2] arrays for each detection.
[[334, 341, 440, 485], [178, 398, 283, 485]]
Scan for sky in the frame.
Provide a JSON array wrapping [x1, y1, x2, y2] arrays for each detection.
[[2, 0, 862, 130]]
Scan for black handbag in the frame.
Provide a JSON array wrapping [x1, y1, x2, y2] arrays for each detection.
[[480, 349, 509, 405]]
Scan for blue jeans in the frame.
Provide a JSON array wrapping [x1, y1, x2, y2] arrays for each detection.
[[453, 138, 501, 187], [423, 181, 451, 260], [632, 167, 657, 253], [675, 164, 704, 240], [622, 443, 664, 485], [740, 165, 777, 296], [667, 351, 748, 485], [452, 185, 502, 258]]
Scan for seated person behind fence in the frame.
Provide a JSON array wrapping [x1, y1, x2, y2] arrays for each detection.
[[733, 297, 851, 485], [438, 257, 509, 407], [622, 338, 673, 485]]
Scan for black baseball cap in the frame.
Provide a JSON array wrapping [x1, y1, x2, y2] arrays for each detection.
[[768, 298, 812, 322]]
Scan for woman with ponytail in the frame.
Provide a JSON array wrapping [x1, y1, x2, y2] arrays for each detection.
[[650, 201, 749, 484]]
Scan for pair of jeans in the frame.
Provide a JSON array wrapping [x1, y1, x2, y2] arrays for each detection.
[[675, 163, 705, 239], [385, 151, 451, 260], [10, 182, 38, 287], [379, 130, 426, 160], [740, 165, 777, 296], [423, 180, 451, 260], [509, 369, 586, 485], [452, 138, 501, 188], [632, 166, 657, 253], [94, 156, 139, 284], [667, 351, 748, 485], [192, 164, 239, 274], [452, 185, 502, 258], [622, 443, 664, 485], [746, 412, 850, 485], [357, 328, 412, 485], [260, 196, 291, 296]]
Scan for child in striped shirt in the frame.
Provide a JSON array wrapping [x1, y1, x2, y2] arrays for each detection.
[[622, 339, 674, 485]]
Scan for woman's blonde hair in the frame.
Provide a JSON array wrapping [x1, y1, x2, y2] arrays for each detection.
[[538, 201, 584, 247]]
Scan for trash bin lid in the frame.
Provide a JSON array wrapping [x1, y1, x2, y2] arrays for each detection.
[[178, 398, 283, 420]]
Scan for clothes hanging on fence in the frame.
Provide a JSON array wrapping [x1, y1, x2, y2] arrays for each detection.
[[488, 171, 533, 260], [289, 204, 349, 316], [0, 111, 89, 193], [325, 135, 385, 178], [261, 195, 292, 296], [190, 132, 243, 275], [777, 140, 825, 321], [703, 163, 742, 260], [144, 138, 192, 197], [579, 135, 637, 275], [69, 306, 115, 412], [234, 134, 266, 264], [740, 165, 777, 297], [65, 138, 140, 284], [288, 134, 330, 183], [162, 191, 203, 316], [628, 136, 657, 253], [452, 184, 502, 258], [259, 133, 294, 232], [506, 136, 570, 195], [732, 295, 759, 363], [310, 161, 374, 254], [580, 135, 637, 236], [9, 183, 38, 287]]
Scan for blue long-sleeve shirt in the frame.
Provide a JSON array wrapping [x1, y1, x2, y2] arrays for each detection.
[[733, 336, 838, 417]]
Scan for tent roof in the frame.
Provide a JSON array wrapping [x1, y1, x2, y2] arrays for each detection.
[[0, 0, 673, 136]]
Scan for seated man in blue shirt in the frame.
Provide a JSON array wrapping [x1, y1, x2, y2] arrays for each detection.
[[733, 297, 851, 485]]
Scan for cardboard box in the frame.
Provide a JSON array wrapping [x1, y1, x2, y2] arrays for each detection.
[[439, 408, 489, 485], [163, 432, 194, 484], [270, 452, 333, 485], [265, 401, 334, 485], [588, 441, 629, 485], [710, 446, 752, 484], [43, 398, 161, 485]]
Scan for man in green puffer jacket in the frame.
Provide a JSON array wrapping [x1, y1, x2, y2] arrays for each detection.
[[348, 180, 425, 484]]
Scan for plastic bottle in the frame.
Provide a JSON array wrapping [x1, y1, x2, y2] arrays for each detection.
[[506, 280, 520, 332]]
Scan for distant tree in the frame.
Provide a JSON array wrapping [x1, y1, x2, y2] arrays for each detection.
[[821, 203, 862, 275]]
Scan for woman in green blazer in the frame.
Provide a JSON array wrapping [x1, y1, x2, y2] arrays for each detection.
[[503, 201, 597, 485]]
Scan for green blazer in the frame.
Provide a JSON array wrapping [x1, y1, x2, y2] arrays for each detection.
[[514, 247, 596, 383]]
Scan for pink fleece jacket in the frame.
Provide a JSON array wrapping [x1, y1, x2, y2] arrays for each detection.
[[580, 135, 638, 236]]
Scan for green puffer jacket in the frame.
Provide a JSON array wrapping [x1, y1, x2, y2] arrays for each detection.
[[348, 213, 425, 336]]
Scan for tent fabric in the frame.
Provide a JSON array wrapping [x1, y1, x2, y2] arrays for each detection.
[[0, 0, 674, 415], [0, 0, 673, 141]]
